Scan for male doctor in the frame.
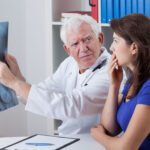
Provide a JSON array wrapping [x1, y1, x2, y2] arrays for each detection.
[[0, 15, 110, 135]]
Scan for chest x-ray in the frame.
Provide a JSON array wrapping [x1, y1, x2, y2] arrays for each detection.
[[0, 22, 8, 62], [0, 22, 18, 111]]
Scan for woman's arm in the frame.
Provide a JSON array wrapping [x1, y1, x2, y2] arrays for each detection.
[[91, 124, 123, 150], [101, 54, 123, 135], [91, 105, 150, 150], [101, 86, 122, 135]]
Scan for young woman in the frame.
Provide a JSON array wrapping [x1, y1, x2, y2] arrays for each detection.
[[91, 14, 150, 150]]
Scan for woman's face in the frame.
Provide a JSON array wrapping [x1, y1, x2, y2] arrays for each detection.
[[110, 33, 136, 68]]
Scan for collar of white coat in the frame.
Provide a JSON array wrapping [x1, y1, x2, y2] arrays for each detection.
[[89, 47, 109, 72], [66, 47, 110, 91], [69, 47, 110, 75]]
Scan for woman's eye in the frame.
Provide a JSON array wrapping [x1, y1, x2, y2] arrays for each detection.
[[113, 39, 118, 43]]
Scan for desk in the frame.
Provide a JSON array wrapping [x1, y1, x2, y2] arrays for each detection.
[[0, 134, 105, 150]]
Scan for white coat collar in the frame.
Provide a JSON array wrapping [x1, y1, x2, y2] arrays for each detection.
[[66, 47, 109, 93], [89, 47, 109, 72]]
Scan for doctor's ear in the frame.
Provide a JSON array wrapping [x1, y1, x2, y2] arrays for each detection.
[[63, 45, 70, 55], [130, 42, 138, 55], [98, 33, 104, 44]]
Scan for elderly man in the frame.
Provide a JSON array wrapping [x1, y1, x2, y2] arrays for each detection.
[[0, 15, 110, 135]]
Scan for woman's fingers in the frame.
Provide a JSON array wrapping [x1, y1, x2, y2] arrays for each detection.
[[109, 58, 118, 73]]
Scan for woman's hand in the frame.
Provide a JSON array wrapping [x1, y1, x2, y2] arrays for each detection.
[[5, 54, 26, 81], [91, 124, 106, 142], [108, 54, 123, 88]]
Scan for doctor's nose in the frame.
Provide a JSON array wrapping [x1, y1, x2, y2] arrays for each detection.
[[79, 42, 88, 52]]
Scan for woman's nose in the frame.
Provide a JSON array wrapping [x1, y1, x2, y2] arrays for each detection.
[[109, 44, 114, 53]]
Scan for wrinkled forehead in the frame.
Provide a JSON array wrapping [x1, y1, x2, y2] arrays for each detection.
[[66, 23, 93, 44]]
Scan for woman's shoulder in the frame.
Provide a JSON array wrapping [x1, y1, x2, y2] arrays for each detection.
[[140, 79, 150, 93], [137, 79, 150, 105], [142, 79, 150, 86]]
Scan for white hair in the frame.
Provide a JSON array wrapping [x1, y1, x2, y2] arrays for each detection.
[[60, 14, 101, 45]]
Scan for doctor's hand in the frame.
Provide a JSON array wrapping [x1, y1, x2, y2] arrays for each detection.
[[108, 54, 123, 88], [5, 54, 26, 81], [0, 60, 31, 100], [0, 61, 18, 88]]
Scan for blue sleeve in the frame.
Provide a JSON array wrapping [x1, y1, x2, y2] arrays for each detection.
[[137, 81, 150, 105]]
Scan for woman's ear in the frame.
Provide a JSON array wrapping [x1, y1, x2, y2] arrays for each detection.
[[131, 42, 138, 55]]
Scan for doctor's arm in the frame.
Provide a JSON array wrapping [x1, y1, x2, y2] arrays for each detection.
[[25, 57, 110, 119], [0, 55, 31, 101], [25, 73, 109, 119], [5, 54, 26, 82]]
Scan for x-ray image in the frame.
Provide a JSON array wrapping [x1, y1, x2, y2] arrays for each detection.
[[0, 22, 8, 62], [0, 22, 18, 111], [0, 84, 18, 111]]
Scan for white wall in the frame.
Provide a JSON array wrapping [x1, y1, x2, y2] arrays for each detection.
[[25, 0, 53, 135], [0, 0, 53, 136], [0, 0, 27, 136], [25, 0, 52, 82]]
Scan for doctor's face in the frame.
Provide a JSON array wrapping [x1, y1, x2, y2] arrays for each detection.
[[64, 22, 103, 73]]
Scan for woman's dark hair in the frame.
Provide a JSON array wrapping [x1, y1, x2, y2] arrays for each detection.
[[110, 14, 150, 98]]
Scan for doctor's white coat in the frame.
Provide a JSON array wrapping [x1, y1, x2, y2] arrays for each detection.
[[25, 48, 110, 135]]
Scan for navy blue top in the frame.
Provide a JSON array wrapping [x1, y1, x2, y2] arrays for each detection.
[[117, 80, 150, 150]]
